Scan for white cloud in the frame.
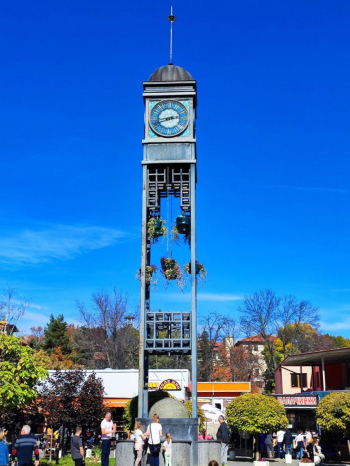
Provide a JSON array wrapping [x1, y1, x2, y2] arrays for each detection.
[[320, 318, 350, 332], [0, 224, 125, 266]]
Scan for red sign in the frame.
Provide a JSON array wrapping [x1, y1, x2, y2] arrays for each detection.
[[274, 395, 318, 407]]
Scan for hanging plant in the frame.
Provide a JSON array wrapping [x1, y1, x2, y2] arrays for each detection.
[[184, 260, 207, 285], [147, 217, 167, 244], [160, 257, 183, 290], [136, 265, 158, 288], [172, 214, 191, 245]]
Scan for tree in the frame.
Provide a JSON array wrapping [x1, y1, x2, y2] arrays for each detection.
[[324, 334, 350, 348], [198, 312, 236, 381], [123, 390, 171, 431], [316, 391, 350, 433], [0, 286, 28, 334], [226, 393, 288, 459], [239, 290, 320, 369], [77, 288, 139, 369], [184, 401, 206, 432], [44, 314, 72, 355], [0, 334, 47, 416], [38, 369, 104, 430]]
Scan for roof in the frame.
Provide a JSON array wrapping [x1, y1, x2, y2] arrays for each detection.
[[148, 64, 194, 82], [235, 334, 276, 346], [278, 347, 350, 367]]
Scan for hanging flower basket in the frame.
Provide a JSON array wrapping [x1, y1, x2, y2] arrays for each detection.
[[184, 261, 207, 285], [147, 217, 167, 244], [160, 257, 183, 289], [172, 214, 191, 245], [176, 215, 191, 234], [136, 265, 158, 288]]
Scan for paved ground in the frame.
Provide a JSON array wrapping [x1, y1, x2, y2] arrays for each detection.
[[227, 458, 345, 466]]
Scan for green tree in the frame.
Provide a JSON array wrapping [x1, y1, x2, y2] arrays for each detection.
[[44, 314, 72, 355], [324, 334, 350, 348], [226, 393, 288, 459], [123, 390, 171, 431], [316, 391, 350, 433], [0, 334, 47, 416]]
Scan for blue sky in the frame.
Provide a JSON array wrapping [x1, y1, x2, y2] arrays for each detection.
[[0, 0, 349, 337]]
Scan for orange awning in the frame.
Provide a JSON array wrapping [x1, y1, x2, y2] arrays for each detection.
[[196, 382, 251, 394], [104, 398, 130, 407]]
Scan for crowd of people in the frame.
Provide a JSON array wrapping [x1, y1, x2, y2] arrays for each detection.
[[1, 413, 329, 466], [265, 428, 325, 464]]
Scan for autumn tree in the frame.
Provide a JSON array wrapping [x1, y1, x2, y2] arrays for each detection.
[[77, 288, 139, 369], [38, 369, 104, 430], [0, 334, 47, 418], [197, 312, 236, 381], [239, 290, 320, 369]]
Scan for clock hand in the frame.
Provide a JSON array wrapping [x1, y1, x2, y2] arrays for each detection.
[[158, 115, 179, 123]]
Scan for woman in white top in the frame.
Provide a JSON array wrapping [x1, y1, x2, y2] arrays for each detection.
[[146, 414, 163, 466], [133, 421, 146, 466], [296, 431, 305, 459]]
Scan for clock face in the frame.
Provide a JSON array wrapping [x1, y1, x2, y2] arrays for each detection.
[[150, 100, 189, 137]]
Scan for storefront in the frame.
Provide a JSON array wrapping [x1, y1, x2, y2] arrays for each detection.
[[272, 394, 319, 431]]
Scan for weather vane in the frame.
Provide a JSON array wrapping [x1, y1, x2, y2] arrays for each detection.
[[167, 6, 176, 64]]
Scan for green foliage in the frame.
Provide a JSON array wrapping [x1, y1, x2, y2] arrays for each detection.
[[324, 334, 350, 348], [184, 401, 206, 431], [147, 217, 167, 243], [123, 390, 171, 431], [316, 391, 350, 433], [0, 334, 47, 414], [198, 330, 211, 381], [44, 314, 72, 355], [225, 393, 288, 434]]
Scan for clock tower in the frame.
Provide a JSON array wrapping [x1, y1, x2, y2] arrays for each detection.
[[138, 63, 199, 463]]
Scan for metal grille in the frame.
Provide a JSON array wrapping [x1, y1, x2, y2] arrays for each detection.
[[145, 311, 191, 354], [147, 166, 191, 215]]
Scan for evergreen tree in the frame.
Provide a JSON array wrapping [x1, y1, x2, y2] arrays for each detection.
[[44, 314, 72, 355]]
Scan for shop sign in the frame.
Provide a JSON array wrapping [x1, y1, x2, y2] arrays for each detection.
[[149, 382, 159, 389], [159, 379, 181, 390], [274, 395, 318, 407]]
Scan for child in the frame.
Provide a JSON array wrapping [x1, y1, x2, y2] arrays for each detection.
[[163, 432, 172, 466]]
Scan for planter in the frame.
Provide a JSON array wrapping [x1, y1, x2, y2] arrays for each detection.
[[285, 454, 292, 464], [299, 463, 314, 466], [176, 215, 191, 234], [254, 461, 269, 466], [160, 257, 183, 288], [185, 262, 201, 275], [153, 219, 163, 235], [147, 217, 167, 243]]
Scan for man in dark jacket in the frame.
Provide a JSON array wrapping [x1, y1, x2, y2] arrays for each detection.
[[283, 430, 293, 456], [217, 415, 230, 466], [11, 425, 39, 466]]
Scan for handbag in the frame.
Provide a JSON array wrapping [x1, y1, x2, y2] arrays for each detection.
[[150, 424, 161, 454]]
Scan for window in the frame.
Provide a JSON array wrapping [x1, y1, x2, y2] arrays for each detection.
[[291, 373, 307, 388]]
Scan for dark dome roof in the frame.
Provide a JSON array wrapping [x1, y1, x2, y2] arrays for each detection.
[[148, 64, 194, 82]]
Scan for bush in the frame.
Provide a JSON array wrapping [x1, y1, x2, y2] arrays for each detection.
[[316, 391, 350, 433], [123, 390, 171, 431]]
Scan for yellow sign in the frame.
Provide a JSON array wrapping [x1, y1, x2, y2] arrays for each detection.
[[159, 379, 181, 390], [149, 382, 159, 389]]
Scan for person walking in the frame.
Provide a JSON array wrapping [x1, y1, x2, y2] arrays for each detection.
[[305, 429, 314, 460], [11, 425, 39, 466], [146, 414, 162, 466], [296, 431, 304, 460], [216, 415, 230, 466], [0, 432, 9, 466], [162, 433, 172, 466], [100, 412, 116, 466], [70, 427, 84, 466], [276, 428, 285, 459], [265, 432, 274, 458], [134, 421, 146, 466], [283, 430, 293, 456]]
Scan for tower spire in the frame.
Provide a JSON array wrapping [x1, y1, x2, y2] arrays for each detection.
[[167, 6, 176, 64]]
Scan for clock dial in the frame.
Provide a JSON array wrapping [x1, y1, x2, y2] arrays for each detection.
[[150, 100, 189, 137]]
